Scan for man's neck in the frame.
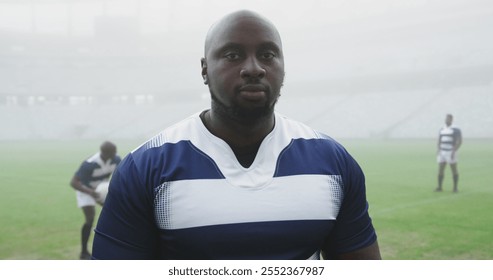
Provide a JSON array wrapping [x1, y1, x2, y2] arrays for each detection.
[[200, 109, 275, 167]]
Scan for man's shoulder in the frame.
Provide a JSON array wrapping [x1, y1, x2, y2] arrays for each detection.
[[129, 113, 201, 159], [80, 153, 100, 167], [276, 113, 342, 146], [77, 157, 101, 175], [452, 127, 462, 138], [112, 155, 122, 164]]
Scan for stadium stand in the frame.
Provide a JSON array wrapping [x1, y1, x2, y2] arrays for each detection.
[[2, 83, 492, 140]]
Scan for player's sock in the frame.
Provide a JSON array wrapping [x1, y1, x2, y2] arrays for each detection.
[[81, 223, 92, 255], [453, 174, 459, 192], [436, 175, 444, 191]]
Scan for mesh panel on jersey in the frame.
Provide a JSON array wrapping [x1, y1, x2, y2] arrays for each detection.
[[329, 175, 344, 213], [154, 182, 172, 229]]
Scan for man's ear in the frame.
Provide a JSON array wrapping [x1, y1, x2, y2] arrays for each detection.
[[201, 58, 208, 85]]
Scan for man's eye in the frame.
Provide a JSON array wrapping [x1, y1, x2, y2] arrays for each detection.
[[224, 53, 240, 60], [260, 52, 275, 60]]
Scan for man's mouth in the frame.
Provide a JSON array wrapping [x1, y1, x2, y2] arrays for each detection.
[[238, 85, 267, 101]]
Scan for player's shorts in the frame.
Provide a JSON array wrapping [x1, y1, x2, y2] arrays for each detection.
[[437, 150, 458, 164], [76, 190, 96, 208]]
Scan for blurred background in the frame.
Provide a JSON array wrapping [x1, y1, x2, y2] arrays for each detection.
[[1, 0, 492, 141]]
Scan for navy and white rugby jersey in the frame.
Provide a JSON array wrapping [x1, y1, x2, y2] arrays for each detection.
[[93, 112, 377, 260], [75, 152, 121, 189], [438, 126, 462, 151]]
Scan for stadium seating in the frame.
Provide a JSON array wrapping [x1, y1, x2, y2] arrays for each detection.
[[2, 84, 492, 140]]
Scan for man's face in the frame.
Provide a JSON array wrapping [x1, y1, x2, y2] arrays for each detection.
[[445, 115, 453, 126], [100, 148, 116, 161], [202, 15, 285, 124]]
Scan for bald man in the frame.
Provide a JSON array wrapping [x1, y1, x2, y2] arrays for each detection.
[[70, 141, 120, 260], [93, 10, 380, 260]]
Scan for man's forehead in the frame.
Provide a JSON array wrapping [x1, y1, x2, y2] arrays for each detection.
[[204, 11, 281, 55]]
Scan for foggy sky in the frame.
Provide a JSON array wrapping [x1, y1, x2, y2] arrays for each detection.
[[2, 0, 492, 83]]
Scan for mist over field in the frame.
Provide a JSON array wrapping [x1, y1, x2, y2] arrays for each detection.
[[1, 0, 492, 141]]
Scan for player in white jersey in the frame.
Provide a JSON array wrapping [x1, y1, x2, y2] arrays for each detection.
[[92, 10, 381, 259], [70, 141, 120, 259], [436, 114, 462, 192]]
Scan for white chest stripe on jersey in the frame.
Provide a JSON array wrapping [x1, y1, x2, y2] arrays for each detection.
[[154, 174, 343, 230]]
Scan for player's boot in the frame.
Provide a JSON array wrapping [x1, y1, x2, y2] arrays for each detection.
[[79, 251, 91, 260]]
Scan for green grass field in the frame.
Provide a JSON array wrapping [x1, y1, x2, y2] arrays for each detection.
[[0, 138, 492, 259]]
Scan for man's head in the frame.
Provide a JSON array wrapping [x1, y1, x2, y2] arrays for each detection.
[[445, 114, 453, 127], [201, 10, 285, 125], [100, 141, 117, 161]]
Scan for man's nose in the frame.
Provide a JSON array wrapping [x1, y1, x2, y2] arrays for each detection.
[[240, 57, 266, 79]]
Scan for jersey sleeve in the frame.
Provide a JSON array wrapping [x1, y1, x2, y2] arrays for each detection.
[[322, 148, 377, 258], [92, 153, 160, 259], [454, 128, 462, 140], [113, 155, 122, 165], [75, 162, 92, 182]]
